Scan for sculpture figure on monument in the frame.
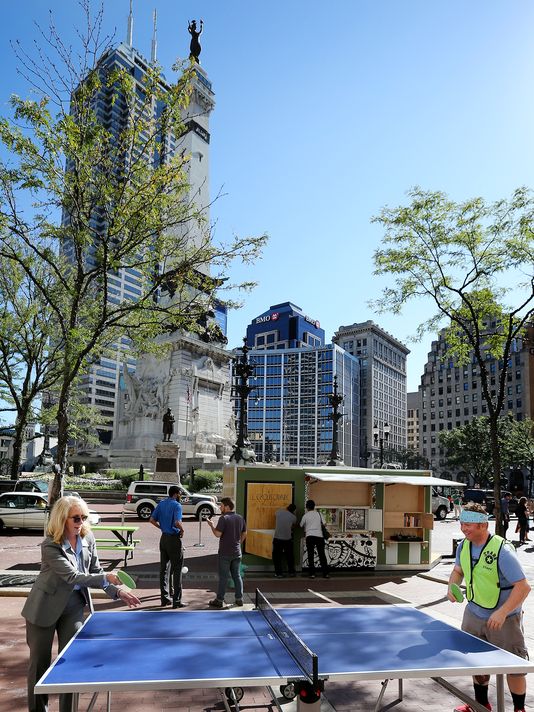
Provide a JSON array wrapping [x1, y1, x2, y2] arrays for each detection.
[[188, 19, 203, 63], [122, 363, 174, 420], [162, 408, 175, 442]]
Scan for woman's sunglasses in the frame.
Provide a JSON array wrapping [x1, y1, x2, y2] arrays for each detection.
[[69, 515, 88, 523]]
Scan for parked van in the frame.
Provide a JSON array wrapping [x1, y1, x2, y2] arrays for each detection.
[[124, 481, 220, 521], [431, 488, 451, 520], [462, 488, 517, 516]]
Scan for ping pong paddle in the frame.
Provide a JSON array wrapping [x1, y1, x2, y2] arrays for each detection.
[[117, 570, 136, 590], [450, 583, 464, 602]]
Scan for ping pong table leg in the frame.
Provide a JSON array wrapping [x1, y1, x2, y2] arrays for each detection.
[[495, 674, 505, 712], [374, 678, 403, 711]]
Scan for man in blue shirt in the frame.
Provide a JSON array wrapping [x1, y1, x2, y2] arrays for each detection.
[[150, 485, 185, 608]]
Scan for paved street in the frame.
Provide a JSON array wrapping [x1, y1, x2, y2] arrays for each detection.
[[1, 506, 534, 711]]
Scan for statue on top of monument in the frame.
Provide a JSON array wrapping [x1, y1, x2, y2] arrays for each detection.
[[188, 19, 203, 63], [162, 408, 175, 442]]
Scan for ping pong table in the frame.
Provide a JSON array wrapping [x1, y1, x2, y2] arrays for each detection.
[[36, 590, 534, 712]]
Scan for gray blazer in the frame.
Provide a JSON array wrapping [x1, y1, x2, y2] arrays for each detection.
[[22, 532, 119, 627]]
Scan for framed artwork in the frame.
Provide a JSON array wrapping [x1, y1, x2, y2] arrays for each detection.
[[317, 507, 343, 531], [344, 507, 367, 531]]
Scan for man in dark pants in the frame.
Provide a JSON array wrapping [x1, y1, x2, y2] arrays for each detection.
[[150, 485, 186, 608], [206, 497, 247, 608], [300, 499, 329, 579], [272, 503, 297, 578]]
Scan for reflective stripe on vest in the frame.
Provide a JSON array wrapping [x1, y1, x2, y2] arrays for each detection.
[[459, 534, 511, 609]]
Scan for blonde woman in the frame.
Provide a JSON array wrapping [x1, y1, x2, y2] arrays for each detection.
[[22, 496, 140, 712]]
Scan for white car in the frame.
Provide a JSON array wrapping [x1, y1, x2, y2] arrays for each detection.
[[124, 481, 220, 521], [0, 492, 100, 531]]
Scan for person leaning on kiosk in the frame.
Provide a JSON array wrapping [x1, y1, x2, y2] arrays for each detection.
[[22, 496, 140, 712], [272, 503, 297, 578], [149, 485, 186, 608], [448, 502, 531, 712]]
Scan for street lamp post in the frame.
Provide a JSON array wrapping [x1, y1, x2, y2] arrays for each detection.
[[230, 338, 256, 465], [373, 421, 390, 468], [327, 375, 345, 466]]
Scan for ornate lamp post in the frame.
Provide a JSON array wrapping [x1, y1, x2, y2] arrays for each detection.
[[373, 421, 390, 468], [230, 338, 256, 465], [327, 375, 345, 466]]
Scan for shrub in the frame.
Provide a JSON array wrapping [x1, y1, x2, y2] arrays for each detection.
[[189, 469, 222, 493]]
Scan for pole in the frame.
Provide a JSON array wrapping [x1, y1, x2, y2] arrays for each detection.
[[193, 515, 205, 548]]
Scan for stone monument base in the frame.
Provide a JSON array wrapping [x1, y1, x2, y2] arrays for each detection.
[[153, 441, 180, 483]]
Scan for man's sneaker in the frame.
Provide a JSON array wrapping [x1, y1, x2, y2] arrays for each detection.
[[208, 598, 224, 609], [454, 703, 491, 711], [235, 599, 244, 606]]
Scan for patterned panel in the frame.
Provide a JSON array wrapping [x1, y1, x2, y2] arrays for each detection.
[[302, 536, 377, 569]]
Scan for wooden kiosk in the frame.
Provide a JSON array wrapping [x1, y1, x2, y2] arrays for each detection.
[[222, 464, 455, 572]]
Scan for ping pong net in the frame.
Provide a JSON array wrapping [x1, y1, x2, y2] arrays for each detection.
[[255, 588, 319, 687]]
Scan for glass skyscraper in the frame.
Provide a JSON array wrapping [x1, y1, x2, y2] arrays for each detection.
[[243, 303, 360, 466]]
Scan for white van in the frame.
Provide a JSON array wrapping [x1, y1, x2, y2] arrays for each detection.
[[432, 488, 451, 520], [124, 481, 220, 521]]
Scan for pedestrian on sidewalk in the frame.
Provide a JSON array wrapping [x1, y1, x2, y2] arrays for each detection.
[[452, 490, 463, 520], [149, 485, 186, 608], [272, 503, 297, 578], [447, 502, 530, 712], [22, 496, 140, 712], [206, 496, 247, 608], [300, 500, 329, 579], [515, 496, 530, 545]]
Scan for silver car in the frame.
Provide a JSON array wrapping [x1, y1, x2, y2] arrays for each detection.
[[0, 492, 100, 531]]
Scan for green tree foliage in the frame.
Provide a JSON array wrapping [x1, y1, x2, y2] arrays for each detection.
[[439, 418, 496, 485], [0, 4, 266, 504], [373, 187, 534, 534], [501, 418, 534, 496], [386, 446, 429, 470], [0, 253, 63, 477], [440, 416, 534, 492]]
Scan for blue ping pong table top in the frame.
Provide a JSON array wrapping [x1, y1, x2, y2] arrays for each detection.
[[36, 605, 534, 695]]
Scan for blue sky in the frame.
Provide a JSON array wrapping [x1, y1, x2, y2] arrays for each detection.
[[1, 1, 534, 391]]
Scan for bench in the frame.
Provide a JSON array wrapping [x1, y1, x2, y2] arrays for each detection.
[[95, 540, 138, 565]]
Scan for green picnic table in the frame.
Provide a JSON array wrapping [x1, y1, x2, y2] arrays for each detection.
[[92, 524, 140, 565]]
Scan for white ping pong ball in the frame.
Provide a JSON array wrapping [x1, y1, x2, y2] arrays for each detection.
[[182, 566, 189, 574]]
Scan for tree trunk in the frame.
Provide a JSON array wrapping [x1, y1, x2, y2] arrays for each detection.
[[48, 398, 70, 509], [489, 416, 503, 536], [9, 416, 29, 480]]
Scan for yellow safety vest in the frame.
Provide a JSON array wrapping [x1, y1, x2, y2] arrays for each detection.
[[459, 534, 512, 609]]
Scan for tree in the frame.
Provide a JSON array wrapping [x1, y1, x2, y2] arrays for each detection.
[[0, 4, 266, 503], [0, 253, 64, 477], [373, 187, 534, 535], [440, 418, 496, 485], [386, 446, 429, 470], [501, 418, 534, 497]]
